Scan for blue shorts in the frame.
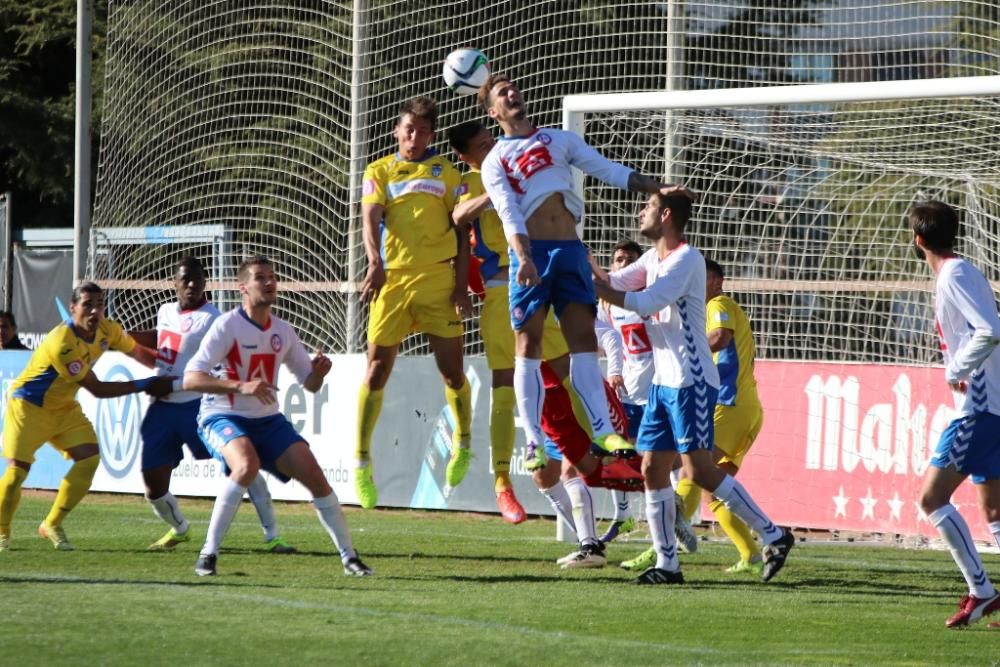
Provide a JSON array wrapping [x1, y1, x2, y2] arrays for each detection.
[[199, 413, 305, 483], [543, 437, 564, 463], [930, 412, 1000, 484], [635, 383, 717, 454], [141, 400, 212, 472], [509, 240, 596, 330], [622, 402, 644, 440]]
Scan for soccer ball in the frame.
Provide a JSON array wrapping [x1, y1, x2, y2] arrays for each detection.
[[443, 48, 490, 96]]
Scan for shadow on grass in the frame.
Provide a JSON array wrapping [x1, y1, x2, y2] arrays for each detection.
[[0, 574, 283, 588]]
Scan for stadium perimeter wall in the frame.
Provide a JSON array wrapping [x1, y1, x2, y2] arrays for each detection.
[[0, 351, 989, 542]]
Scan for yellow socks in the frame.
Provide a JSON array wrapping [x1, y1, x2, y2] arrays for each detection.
[[675, 477, 702, 520], [561, 376, 593, 438], [445, 379, 472, 448], [356, 385, 384, 463], [490, 386, 516, 491], [710, 498, 758, 562], [44, 455, 100, 528], [0, 465, 28, 534]]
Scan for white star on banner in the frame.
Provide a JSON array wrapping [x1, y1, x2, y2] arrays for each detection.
[[859, 487, 878, 520], [833, 486, 849, 518], [887, 492, 904, 522]]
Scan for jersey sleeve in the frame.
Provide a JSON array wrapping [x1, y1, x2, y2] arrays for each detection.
[[443, 163, 460, 213], [624, 251, 695, 317], [282, 326, 314, 384], [565, 131, 632, 190], [706, 298, 735, 333], [596, 315, 624, 379], [481, 152, 528, 239], [609, 256, 649, 293], [185, 317, 231, 374], [361, 160, 387, 207], [942, 264, 1000, 383], [106, 319, 138, 355], [456, 173, 478, 206]]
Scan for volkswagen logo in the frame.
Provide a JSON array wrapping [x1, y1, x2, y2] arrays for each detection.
[[96, 364, 142, 478]]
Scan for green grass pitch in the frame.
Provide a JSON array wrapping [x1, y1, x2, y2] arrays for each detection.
[[2, 492, 998, 666]]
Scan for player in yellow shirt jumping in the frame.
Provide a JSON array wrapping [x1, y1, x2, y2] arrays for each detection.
[[355, 96, 473, 509], [0, 282, 171, 551]]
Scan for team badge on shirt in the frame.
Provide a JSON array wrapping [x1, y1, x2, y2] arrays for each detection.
[[538, 133, 552, 145], [432, 164, 442, 177], [270, 334, 282, 353], [67, 360, 83, 376]]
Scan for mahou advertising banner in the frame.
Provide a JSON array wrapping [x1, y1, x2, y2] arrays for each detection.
[[740, 361, 990, 541]]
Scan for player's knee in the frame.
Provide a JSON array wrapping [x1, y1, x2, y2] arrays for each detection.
[[917, 491, 947, 516], [227, 460, 260, 486]]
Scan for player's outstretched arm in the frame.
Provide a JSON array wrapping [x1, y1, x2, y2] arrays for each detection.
[[126, 343, 159, 369], [626, 172, 695, 200], [79, 370, 172, 399], [451, 226, 473, 318], [360, 202, 386, 304], [303, 351, 332, 393]]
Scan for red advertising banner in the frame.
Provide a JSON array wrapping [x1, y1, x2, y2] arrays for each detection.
[[739, 361, 991, 541]]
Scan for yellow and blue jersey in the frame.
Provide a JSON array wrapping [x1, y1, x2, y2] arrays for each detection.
[[706, 294, 759, 407], [457, 169, 509, 282], [361, 149, 461, 270], [9, 318, 136, 409]]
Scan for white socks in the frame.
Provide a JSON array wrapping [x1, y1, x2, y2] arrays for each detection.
[[646, 487, 679, 571], [612, 490, 632, 522], [569, 352, 614, 438], [513, 357, 545, 446], [542, 481, 577, 539], [147, 491, 189, 535], [564, 476, 597, 546], [930, 504, 995, 598], [201, 478, 247, 556], [314, 491, 356, 563], [713, 474, 783, 544], [990, 521, 1000, 551], [247, 474, 279, 542]]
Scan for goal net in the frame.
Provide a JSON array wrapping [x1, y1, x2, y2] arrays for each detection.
[[90, 1, 1000, 357], [569, 75, 1000, 366]]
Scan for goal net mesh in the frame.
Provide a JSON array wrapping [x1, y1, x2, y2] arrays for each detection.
[[90, 0, 1000, 361]]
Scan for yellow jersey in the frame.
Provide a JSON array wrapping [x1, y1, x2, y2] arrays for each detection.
[[361, 150, 461, 270], [457, 169, 509, 282], [706, 294, 759, 407], [9, 318, 136, 409]]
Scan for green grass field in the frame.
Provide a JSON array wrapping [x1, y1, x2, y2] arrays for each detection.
[[2, 491, 999, 666]]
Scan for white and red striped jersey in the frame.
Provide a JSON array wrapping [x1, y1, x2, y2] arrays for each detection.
[[480, 128, 632, 238], [610, 243, 719, 390], [155, 300, 220, 404], [934, 256, 1000, 416], [597, 302, 654, 405], [186, 308, 312, 419]]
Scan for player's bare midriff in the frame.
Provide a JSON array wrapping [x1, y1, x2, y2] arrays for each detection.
[[525, 193, 579, 241]]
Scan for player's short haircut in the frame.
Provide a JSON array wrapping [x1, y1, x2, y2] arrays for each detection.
[[613, 239, 642, 257], [238, 255, 273, 283], [71, 281, 103, 303], [176, 255, 205, 275], [478, 73, 512, 113], [447, 120, 486, 154], [910, 200, 959, 252], [652, 192, 693, 231], [0, 310, 16, 328], [398, 96, 438, 130], [705, 258, 724, 279]]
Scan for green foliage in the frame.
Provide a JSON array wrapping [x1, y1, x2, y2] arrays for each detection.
[[2, 492, 998, 666]]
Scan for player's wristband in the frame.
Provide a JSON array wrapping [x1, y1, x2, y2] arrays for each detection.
[[132, 377, 156, 392], [171, 378, 184, 393]]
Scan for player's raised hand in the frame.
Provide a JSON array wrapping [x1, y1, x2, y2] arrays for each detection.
[[659, 183, 696, 200], [311, 350, 332, 379], [360, 261, 386, 304], [516, 258, 541, 287], [239, 378, 278, 405]]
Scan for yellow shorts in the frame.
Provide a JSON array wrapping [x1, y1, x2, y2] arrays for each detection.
[[481, 284, 569, 370], [2, 397, 98, 464], [367, 263, 463, 346], [713, 399, 763, 469]]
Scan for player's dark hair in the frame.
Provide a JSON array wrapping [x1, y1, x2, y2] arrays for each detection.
[[910, 200, 959, 252], [176, 255, 205, 276], [447, 121, 486, 154], [613, 239, 642, 257], [71, 281, 103, 303], [705, 258, 724, 279], [399, 96, 438, 130], [652, 192, 693, 231], [0, 310, 16, 328], [238, 255, 273, 282], [478, 73, 512, 113]]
